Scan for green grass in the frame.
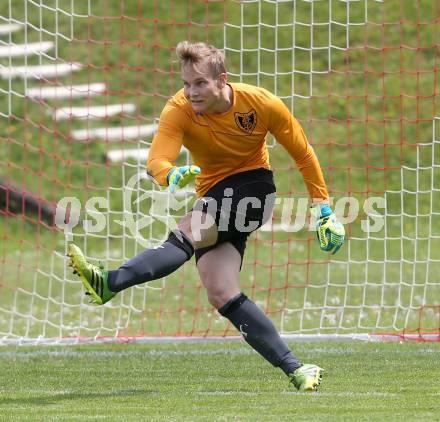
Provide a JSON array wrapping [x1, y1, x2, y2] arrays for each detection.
[[0, 3, 439, 421], [0, 340, 439, 421]]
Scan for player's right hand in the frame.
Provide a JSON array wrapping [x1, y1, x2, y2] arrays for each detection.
[[167, 165, 201, 193]]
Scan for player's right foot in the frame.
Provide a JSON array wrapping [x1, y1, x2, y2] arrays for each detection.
[[289, 364, 324, 392], [67, 243, 116, 305]]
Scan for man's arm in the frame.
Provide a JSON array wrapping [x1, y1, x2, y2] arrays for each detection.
[[147, 101, 187, 186], [268, 94, 344, 254], [267, 95, 329, 203]]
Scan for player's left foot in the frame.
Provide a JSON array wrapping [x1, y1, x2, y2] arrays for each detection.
[[67, 243, 116, 305], [289, 364, 324, 392]]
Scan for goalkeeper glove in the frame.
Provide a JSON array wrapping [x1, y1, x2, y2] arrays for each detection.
[[311, 204, 345, 255], [167, 165, 201, 193]]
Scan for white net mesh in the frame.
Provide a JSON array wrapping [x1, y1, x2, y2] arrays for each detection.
[[0, 0, 438, 344]]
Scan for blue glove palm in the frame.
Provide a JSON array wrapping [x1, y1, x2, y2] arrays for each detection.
[[167, 165, 201, 193], [311, 204, 345, 255]]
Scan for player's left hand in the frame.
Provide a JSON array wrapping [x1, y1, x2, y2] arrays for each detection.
[[167, 165, 201, 193], [311, 204, 345, 255]]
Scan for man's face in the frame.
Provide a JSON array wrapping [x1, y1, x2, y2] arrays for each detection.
[[181, 62, 225, 114]]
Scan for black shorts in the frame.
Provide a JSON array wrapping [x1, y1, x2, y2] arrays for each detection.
[[193, 168, 276, 267]]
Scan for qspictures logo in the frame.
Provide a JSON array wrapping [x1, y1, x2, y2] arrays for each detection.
[[55, 172, 385, 246]]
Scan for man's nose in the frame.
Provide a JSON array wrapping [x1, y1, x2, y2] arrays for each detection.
[[189, 86, 199, 97]]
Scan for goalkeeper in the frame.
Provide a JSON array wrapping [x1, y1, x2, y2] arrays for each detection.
[[68, 41, 344, 392]]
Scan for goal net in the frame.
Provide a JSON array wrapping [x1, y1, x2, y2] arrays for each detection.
[[0, 0, 439, 344]]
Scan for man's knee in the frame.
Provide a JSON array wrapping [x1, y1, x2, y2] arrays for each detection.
[[198, 268, 238, 309], [206, 285, 235, 309], [178, 211, 218, 249]]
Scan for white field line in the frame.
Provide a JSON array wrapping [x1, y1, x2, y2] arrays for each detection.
[[2, 332, 429, 346], [52, 103, 136, 121], [70, 123, 156, 141], [198, 391, 399, 397], [0, 23, 23, 35], [0, 41, 53, 58], [0, 348, 254, 359], [198, 391, 262, 396], [106, 147, 149, 163], [0, 62, 82, 79], [282, 391, 398, 398], [25, 83, 107, 99], [0, 333, 440, 346]]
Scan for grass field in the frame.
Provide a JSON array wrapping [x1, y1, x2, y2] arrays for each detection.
[[0, 340, 439, 421], [0, 2, 439, 417], [1, 2, 439, 421]]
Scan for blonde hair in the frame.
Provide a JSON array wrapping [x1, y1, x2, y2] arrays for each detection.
[[176, 41, 226, 78]]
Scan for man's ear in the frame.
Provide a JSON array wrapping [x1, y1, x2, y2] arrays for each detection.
[[217, 72, 227, 88]]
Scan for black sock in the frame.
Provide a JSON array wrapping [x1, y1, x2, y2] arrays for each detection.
[[107, 230, 194, 293], [218, 293, 302, 376]]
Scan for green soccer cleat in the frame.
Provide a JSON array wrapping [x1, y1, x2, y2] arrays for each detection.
[[67, 243, 116, 305], [289, 364, 324, 392]]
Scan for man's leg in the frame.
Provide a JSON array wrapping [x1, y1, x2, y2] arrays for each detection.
[[196, 242, 303, 378], [68, 210, 218, 304], [106, 230, 194, 293], [106, 210, 218, 290]]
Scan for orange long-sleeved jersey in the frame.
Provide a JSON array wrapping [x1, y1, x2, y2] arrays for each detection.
[[147, 82, 329, 200]]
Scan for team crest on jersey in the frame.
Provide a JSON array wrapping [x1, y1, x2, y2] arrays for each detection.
[[234, 109, 257, 134]]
